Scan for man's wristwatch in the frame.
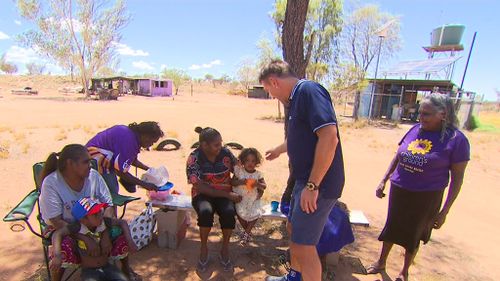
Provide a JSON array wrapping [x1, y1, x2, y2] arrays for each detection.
[[305, 181, 319, 191]]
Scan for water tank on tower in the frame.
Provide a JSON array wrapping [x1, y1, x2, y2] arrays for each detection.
[[431, 24, 466, 46]]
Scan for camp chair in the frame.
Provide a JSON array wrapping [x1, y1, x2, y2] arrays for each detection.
[[3, 161, 140, 280]]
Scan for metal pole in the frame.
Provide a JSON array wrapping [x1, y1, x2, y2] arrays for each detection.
[[368, 36, 384, 119], [460, 31, 477, 90]]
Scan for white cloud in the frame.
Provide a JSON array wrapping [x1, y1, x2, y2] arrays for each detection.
[[113, 42, 149, 57], [210, 60, 222, 66], [4, 46, 43, 64], [44, 63, 65, 75], [45, 17, 84, 33], [14, 20, 22, 26], [189, 59, 222, 70], [160, 64, 167, 70], [0, 31, 10, 40], [132, 61, 154, 71]]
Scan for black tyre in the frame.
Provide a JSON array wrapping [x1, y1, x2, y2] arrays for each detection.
[[225, 142, 244, 150], [190, 141, 200, 149], [155, 139, 181, 151]]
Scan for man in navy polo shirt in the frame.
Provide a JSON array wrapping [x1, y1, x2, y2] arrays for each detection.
[[261, 60, 345, 281]]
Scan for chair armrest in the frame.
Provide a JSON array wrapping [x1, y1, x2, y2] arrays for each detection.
[[111, 193, 140, 207], [3, 190, 39, 222]]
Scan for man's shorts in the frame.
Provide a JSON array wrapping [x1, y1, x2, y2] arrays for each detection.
[[288, 181, 337, 245]]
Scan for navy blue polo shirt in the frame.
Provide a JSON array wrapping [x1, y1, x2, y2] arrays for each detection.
[[286, 80, 345, 199]]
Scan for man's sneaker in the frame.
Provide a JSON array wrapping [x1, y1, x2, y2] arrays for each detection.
[[265, 270, 302, 281]]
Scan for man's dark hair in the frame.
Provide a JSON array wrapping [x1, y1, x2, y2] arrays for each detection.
[[258, 59, 297, 83]]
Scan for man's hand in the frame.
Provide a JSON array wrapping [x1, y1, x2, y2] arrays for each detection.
[[265, 148, 281, 161], [300, 188, 319, 214], [227, 192, 243, 203]]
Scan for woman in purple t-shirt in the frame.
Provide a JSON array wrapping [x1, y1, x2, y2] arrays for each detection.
[[86, 121, 164, 194], [366, 93, 470, 281]]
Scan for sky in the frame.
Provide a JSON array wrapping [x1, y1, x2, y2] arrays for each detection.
[[0, 0, 498, 100]]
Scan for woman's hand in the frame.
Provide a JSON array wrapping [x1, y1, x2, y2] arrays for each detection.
[[142, 182, 158, 191], [49, 254, 62, 271], [127, 238, 139, 253], [227, 192, 242, 203], [433, 211, 447, 229], [100, 234, 112, 256], [376, 182, 386, 198]]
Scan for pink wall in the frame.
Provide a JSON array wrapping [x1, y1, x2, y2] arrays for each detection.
[[137, 79, 172, 96]]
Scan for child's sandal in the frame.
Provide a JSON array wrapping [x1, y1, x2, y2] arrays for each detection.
[[197, 257, 209, 273]]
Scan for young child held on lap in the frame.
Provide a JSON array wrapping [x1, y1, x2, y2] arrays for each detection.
[[50, 197, 138, 281]]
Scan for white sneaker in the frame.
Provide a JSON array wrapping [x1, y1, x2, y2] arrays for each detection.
[[265, 275, 287, 281]]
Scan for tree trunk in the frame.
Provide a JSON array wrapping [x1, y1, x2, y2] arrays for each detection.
[[282, 0, 310, 79], [353, 91, 360, 120]]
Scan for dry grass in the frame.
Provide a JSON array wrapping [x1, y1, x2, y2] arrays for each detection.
[[258, 114, 285, 123], [0, 148, 8, 159], [22, 143, 31, 154], [340, 118, 369, 129], [13, 132, 26, 142], [0, 126, 13, 134], [55, 129, 68, 141], [97, 123, 110, 129], [166, 130, 179, 138], [0, 140, 10, 159], [83, 125, 95, 136]]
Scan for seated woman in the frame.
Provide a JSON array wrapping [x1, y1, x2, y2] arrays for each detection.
[[186, 127, 242, 272], [86, 121, 164, 194], [39, 144, 140, 281]]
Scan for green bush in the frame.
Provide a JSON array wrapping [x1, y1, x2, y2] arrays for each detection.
[[469, 115, 480, 130]]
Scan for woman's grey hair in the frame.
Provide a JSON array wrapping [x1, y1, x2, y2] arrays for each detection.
[[421, 93, 459, 141]]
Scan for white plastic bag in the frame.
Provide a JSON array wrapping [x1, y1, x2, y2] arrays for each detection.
[[129, 203, 155, 250], [141, 166, 169, 186]]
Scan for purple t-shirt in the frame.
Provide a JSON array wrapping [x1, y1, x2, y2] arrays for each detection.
[[390, 124, 470, 191], [86, 125, 140, 173]]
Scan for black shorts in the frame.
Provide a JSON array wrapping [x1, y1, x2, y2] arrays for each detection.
[[192, 194, 236, 229]]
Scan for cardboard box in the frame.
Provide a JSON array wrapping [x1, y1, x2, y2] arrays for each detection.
[[155, 209, 189, 249]]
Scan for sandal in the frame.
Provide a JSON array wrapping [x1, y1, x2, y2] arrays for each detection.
[[128, 270, 143, 281], [365, 263, 385, 274], [219, 254, 233, 272], [197, 258, 209, 273], [395, 272, 409, 281]]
